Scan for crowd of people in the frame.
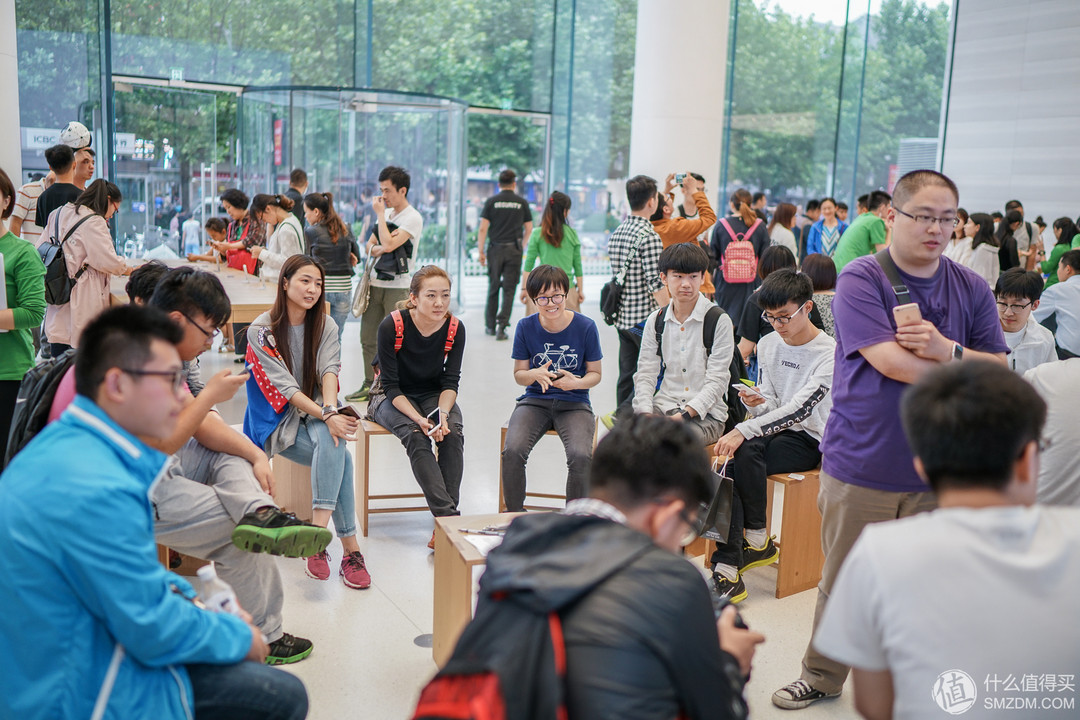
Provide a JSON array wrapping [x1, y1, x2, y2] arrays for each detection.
[[1, 119, 1079, 720]]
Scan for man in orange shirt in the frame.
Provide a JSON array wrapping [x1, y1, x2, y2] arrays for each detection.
[[652, 173, 717, 298]]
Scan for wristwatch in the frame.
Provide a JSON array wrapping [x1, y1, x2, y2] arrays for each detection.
[[952, 343, 964, 362], [321, 404, 338, 418], [680, 410, 693, 421]]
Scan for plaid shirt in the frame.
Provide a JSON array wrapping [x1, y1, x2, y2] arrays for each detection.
[[608, 215, 664, 329]]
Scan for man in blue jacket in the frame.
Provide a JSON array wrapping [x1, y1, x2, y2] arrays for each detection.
[[0, 305, 307, 720]]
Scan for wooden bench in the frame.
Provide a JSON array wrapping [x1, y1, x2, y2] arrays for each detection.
[[700, 468, 824, 599], [354, 419, 428, 536]]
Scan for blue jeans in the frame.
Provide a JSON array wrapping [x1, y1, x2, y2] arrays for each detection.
[[501, 396, 594, 512], [279, 417, 356, 537], [326, 290, 351, 345], [187, 661, 308, 720]]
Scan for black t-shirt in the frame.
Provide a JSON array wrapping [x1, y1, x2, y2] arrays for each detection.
[[480, 190, 532, 245], [376, 310, 466, 402], [737, 288, 825, 344], [35, 183, 82, 229]]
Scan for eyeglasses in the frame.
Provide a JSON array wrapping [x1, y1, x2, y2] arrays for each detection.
[[893, 205, 960, 228], [120, 367, 187, 393], [677, 501, 711, 546], [181, 311, 221, 340], [995, 300, 1034, 314], [534, 293, 567, 307], [761, 304, 808, 326]]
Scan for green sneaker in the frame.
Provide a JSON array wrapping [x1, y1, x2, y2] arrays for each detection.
[[344, 381, 371, 402], [231, 507, 332, 558], [266, 633, 313, 665]]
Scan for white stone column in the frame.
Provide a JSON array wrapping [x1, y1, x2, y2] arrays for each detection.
[[0, 0, 22, 180], [628, 0, 731, 201]]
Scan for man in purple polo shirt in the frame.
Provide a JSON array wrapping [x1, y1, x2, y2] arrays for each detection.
[[772, 170, 1009, 710]]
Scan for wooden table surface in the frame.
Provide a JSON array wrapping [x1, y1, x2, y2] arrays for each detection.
[[110, 258, 278, 324]]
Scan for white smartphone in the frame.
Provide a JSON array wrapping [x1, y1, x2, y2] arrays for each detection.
[[426, 407, 443, 436], [733, 383, 763, 397]]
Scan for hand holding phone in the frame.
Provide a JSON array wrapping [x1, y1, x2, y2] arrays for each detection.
[[892, 302, 922, 327], [425, 407, 443, 437]]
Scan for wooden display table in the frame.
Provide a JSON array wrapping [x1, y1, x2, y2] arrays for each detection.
[[432, 512, 524, 667]]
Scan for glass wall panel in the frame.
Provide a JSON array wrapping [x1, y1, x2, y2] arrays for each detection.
[[240, 89, 468, 305]]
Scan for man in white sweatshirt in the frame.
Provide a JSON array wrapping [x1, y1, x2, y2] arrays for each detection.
[[711, 269, 836, 603]]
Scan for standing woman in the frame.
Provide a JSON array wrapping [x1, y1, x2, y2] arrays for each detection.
[[0, 168, 46, 466], [370, 266, 466, 549], [304, 192, 360, 343], [251, 194, 304, 284], [943, 207, 971, 263], [43, 179, 131, 355], [962, 213, 1002, 288], [520, 191, 584, 313], [767, 202, 799, 258], [243, 255, 371, 589], [711, 188, 771, 323], [212, 188, 264, 274], [1040, 217, 1079, 288], [804, 197, 847, 257]]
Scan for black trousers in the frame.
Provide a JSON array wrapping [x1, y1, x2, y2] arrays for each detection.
[[0, 380, 21, 469], [711, 429, 822, 568], [615, 327, 643, 408], [485, 242, 522, 330]]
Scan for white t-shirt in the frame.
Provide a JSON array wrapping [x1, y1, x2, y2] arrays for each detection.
[[1004, 315, 1057, 374], [182, 218, 201, 251], [769, 224, 798, 258], [814, 506, 1080, 720], [371, 204, 424, 289], [1025, 359, 1080, 507], [961, 240, 1000, 289]]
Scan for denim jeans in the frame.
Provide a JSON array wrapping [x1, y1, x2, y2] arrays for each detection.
[[326, 290, 351, 346], [373, 393, 464, 517], [187, 661, 308, 720], [501, 396, 594, 512], [278, 417, 356, 537]]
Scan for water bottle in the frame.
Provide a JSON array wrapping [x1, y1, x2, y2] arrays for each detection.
[[196, 564, 242, 616]]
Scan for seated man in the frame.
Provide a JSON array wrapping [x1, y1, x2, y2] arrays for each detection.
[[0, 305, 308, 720], [502, 264, 602, 512], [633, 243, 734, 444], [1025, 357, 1080, 506], [713, 269, 835, 602], [49, 267, 330, 664], [126, 259, 170, 305], [995, 267, 1056, 373], [813, 361, 1080, 720], [1033, 249, 1080, 359], [461, 414, 764, 719]]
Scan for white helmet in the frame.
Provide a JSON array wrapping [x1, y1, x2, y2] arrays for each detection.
[[59, 121, 92, 150]]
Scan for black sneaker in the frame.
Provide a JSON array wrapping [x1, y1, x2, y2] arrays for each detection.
[[495, 326, 509, 341], [266, 632, 313, 665], [231, 507, 332, 558], [711, 572, 748, 604], [772, 680, 841, 709], [484, 327, 496, 336], [740, 536, 779, 573]]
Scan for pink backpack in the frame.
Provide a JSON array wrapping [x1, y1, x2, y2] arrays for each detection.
[[718, 217, 762, 284]]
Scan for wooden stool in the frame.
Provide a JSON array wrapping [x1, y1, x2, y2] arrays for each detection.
[[498, 425, 566, 512], [355, 419, 429, 536], [701, 468, 824, 599], [270, 455, 314, 521]]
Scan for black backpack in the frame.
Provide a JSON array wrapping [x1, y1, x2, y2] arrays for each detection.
[[3, 349, 77, 469], [39, 207, 94, 305], [654, 304, 748, 433]]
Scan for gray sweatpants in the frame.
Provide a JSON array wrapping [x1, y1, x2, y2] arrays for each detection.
[[152, 439, 284, 643]]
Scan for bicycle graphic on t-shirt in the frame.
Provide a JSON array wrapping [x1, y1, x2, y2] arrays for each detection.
[[533, 343, 579, 372]]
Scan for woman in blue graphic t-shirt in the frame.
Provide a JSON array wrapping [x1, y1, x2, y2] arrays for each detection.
[[502, 265, 603, 512]]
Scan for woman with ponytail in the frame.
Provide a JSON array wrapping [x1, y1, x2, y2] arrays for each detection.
[[710, 187, 771, 324], [304, 192, 360, 343], [250, 194, 304, 284], [520, 191, 584, 312]]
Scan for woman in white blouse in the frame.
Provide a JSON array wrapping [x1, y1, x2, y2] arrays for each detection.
[[767, 202, 798, 260], [250, 193, 304, 283]]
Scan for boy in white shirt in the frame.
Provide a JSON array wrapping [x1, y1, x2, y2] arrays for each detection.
[[814, 361, 1080, 720], [995, 268, 1056, 373], [712, 269, 835, 602], [632, 243, 734, 445]]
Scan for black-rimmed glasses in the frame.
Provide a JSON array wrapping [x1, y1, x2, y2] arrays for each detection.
[[761, 304, 808, 326], [180, 311, 221, 340], [535, 293, 567, 307], [120, 368, 187, 393], [995, 300, 1034, 314], [893, 205, 960, 228]]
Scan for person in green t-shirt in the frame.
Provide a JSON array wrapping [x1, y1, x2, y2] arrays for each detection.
[[832, 190, 891, 272], [0, 166, 47, 465], [1040, 217, 1079, 288], [521, 191, 584, 312]]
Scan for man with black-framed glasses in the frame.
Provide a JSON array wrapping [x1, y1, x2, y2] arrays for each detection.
[[994, 268, 1056, 373], [772, 170, 1009, 711]]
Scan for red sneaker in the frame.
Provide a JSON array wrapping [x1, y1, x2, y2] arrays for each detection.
[[340, 551, 372, 589], [305, 550, 330, 581]]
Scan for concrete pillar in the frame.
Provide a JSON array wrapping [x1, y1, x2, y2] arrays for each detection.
[[628, 0, 730, 201], [0, 0, 22, 180]]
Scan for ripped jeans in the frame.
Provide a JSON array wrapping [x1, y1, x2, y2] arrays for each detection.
[[372, 392, 464, 516]]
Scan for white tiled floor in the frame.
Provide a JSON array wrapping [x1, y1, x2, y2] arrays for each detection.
[[206, 275, 858, 719]]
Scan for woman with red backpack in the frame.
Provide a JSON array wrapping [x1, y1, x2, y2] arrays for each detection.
[[710, 188, 771, 323]]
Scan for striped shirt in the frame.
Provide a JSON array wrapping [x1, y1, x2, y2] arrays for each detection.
[[11, 180, 46, 247]]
